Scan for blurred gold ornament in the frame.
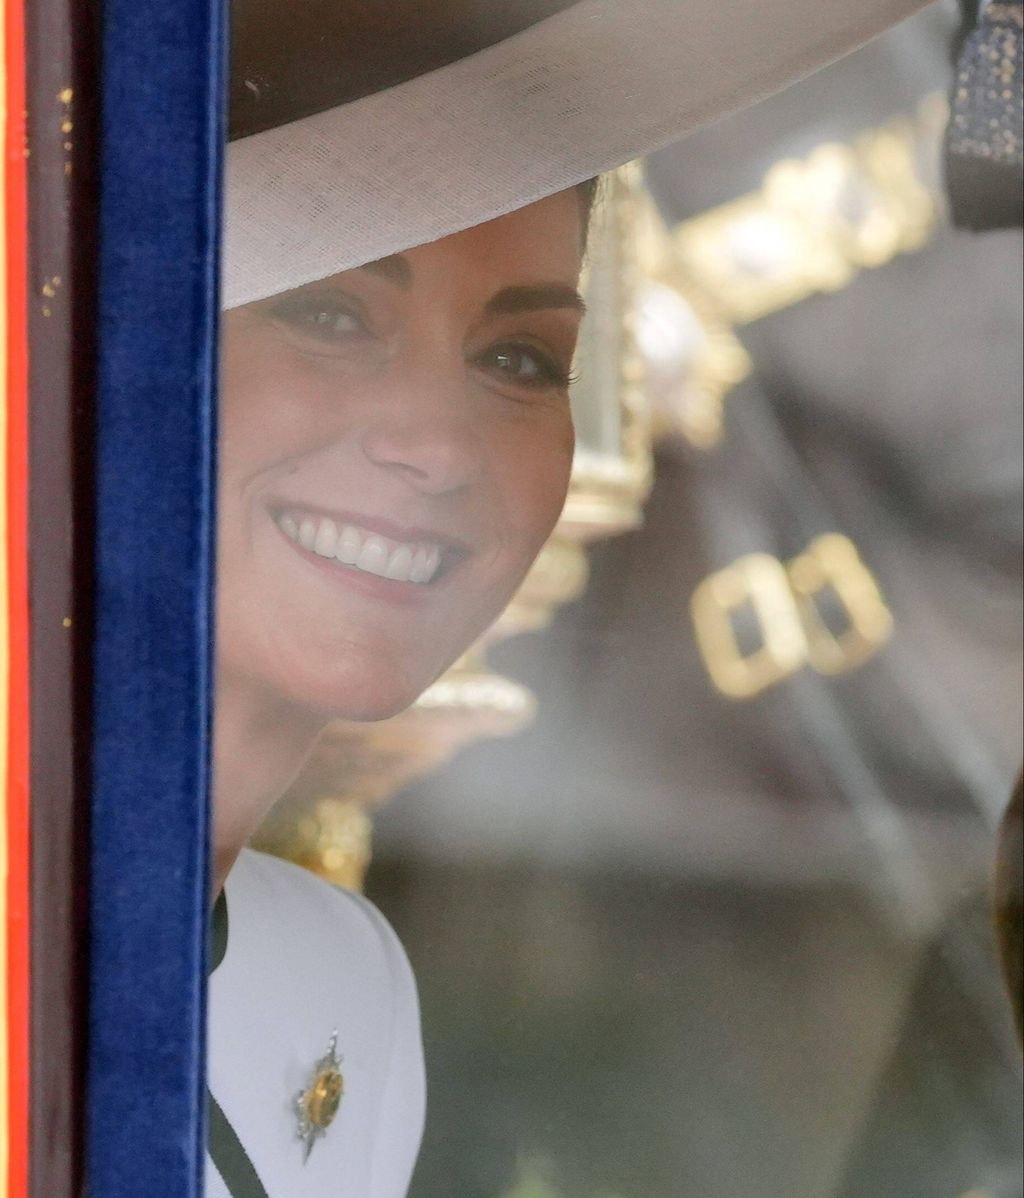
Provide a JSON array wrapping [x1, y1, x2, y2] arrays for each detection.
[[691, 553, 809, 700], [672, 95, 947, 326], [787, 533, 894, 677], [692, 535, 893, 700], [630, 169, 751, 449]]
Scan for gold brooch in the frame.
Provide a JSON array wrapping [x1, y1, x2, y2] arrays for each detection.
[[294, 1030, 345, 1163]]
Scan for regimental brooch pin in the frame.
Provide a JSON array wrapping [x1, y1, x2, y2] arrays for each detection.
[[294, 1030, 345, 1164]]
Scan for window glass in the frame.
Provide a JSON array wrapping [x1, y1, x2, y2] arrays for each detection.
[[213, 7, 1023, 1198]]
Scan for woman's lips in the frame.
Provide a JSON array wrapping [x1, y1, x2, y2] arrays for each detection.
[[277, 508, 442, 582], [268, 503, 471, 601]]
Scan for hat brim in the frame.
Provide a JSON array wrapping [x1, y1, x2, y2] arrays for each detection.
[[224, 0, 932, 308]]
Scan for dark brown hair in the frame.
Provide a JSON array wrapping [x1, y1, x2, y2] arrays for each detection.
[[577, 176, 601, 250]]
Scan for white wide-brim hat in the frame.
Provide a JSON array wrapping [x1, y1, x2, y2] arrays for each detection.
[[224, 0, 933, 309]]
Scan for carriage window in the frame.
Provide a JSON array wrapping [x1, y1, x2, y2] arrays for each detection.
[[209, 6, 1023, 1198]]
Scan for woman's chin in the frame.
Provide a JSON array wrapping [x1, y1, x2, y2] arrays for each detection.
[[319, 688, 422, 724], [268, 652, 440, 725], [219, 610, 471, 723]]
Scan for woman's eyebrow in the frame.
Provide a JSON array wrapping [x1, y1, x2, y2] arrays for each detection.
[[484, 284, 586, 318], [358, 253, 413, 285]]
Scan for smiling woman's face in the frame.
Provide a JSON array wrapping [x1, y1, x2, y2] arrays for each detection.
[[217, 191, 584, 721]]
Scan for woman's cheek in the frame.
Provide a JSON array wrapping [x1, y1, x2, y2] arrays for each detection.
[[504, 442, 574, 560], [531, 411, 575, 520]]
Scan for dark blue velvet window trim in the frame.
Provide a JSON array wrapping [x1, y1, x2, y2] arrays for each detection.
[[86, 1, 225, 1194]]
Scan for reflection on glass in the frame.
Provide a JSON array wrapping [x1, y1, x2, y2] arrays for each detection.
[[211, 6, 1023, 1198]]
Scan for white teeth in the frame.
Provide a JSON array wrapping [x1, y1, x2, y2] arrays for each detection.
[[416, 546, 441, 583], [355, 535, 390, 576], [409, 548, 428, 583], [335, 524, 361, 565], [277, 510, 445, 584], [385, 546, 413, 582], [313, 518, 338, 557], [298, 518, 317, 550], [409, 546, 439, 584]]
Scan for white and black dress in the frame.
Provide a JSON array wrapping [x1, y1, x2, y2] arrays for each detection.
[[206, 849, 425, 1197]]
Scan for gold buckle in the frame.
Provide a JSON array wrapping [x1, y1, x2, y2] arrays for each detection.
[[690, 553, 807, 699], [786, 534, 893, 675]]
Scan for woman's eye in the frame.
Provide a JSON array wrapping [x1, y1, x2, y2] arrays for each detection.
[[480, 342, 573, 390], [302, 309, 362, 337], [267, 295, 368, 345]]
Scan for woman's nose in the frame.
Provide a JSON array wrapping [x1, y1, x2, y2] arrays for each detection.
[[358, 389, 482, 496]]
